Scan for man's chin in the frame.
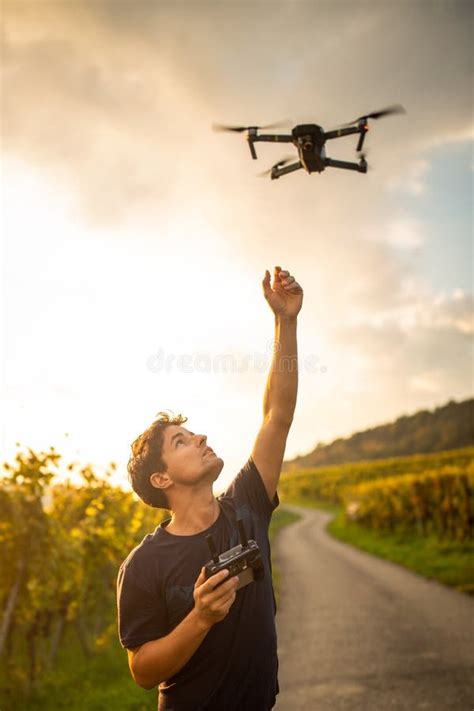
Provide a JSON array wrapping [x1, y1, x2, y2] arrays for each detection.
[[208, 455, 224, 479]]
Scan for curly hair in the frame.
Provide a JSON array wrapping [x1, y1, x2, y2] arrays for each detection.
[[127, 410, 188, 510]]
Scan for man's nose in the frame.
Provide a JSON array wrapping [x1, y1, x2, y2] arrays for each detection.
[[195, 434, 207, 447]]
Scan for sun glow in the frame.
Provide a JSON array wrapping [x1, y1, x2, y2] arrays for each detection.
[[1, 159, 276, 491]]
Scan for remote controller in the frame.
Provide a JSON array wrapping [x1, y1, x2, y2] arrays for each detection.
[[204, 518, 264, 590]]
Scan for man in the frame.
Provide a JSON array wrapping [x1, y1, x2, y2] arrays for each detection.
[[117, 266, 303, 711]]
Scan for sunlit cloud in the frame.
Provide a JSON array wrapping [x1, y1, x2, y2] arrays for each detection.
[[366, 217, 426, 249], [1, 0, 472, 488], [409, 371, 443, 394], [387, 159, 431, 196], [420, 124, 474, 150]]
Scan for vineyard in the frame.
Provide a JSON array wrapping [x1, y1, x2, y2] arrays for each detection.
[[279, 447, 474, 541], [1, 444, 472, 707], [0, 445, 299, 709], [0, 446, 168, 704]]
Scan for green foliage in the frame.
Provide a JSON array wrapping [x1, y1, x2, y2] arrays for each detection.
[[268, 508, 302, 607], [342, 463, 473, 541], [0, 447, 301, 711], [1, 623, 156, 711], [280, 446, 474, 543], [284, 398, 474, 469], [0, 445, 168, 703], [327, 506, 474, 595], [280, 446, 474, 505]]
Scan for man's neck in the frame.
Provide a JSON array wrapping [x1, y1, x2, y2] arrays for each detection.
[[166, 494, 220, 536]]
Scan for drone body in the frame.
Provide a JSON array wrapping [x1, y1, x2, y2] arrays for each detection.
[[214, 105, 406, 180], [291, 124, 328, 174]]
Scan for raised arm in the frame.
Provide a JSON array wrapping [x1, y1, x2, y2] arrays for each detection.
[[251, 266, 303, 502]]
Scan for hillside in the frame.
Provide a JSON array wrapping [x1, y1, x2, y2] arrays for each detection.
[[283, 397, 474, 471]]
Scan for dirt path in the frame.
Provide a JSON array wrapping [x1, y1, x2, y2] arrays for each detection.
[[273, 505, 474, 711]]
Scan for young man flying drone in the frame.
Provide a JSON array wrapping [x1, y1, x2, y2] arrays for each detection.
[[117, 265, 303, 711]]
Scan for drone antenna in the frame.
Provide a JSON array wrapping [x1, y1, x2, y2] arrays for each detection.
[[206, 534, 220, 564], [237, 518, 249, 548]]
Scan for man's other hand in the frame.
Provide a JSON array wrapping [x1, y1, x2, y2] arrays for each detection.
[[193, 567, 238, 628]]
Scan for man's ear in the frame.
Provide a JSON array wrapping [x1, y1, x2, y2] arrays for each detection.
[[150, 471, 173, 492]]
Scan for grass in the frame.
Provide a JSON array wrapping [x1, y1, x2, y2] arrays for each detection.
[[269, 507, 302, 605], [281, 496, 474, 595], [328, 505, 474, 594], [0, 507, 301, 711], [0, 626, 157, 711]]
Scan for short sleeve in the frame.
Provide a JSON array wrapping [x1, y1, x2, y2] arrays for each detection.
[[116, 560, 168, 650], [222, 456, 279, 525]]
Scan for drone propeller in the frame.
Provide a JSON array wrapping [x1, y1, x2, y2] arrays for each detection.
[[258, 156, 294, 177], [334, 104, 406, 129], [212, 120, 290, 133]]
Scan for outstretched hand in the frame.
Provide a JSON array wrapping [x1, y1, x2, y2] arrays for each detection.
[[262, 266, 303, 319]]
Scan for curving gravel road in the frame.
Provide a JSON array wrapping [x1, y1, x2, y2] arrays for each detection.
[[273, 505, 474, 711]]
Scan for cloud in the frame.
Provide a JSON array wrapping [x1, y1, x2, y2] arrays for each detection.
[[409, 371, 443, 394], [420, 123, 474, 151], [365, 217, 426, 249], [387, 158, 431, 196], [1, 0, 472, 465], [331, 290, 473, 398], [431, 290, 474, 334], [2, 0, 473, 224]]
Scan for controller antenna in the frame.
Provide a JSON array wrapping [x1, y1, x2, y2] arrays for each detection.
[[206, 534, 220, 564], [237, 518, 248, 548]]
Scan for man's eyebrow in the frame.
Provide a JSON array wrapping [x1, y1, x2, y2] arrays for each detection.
[[170, 431, 195, 446]]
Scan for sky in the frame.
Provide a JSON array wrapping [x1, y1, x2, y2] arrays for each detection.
[[1, 0, 472, 493]]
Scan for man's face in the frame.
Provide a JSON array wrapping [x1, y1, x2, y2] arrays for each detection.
[[152, 425, 224, 495]]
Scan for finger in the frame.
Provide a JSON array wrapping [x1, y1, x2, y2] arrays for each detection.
[[273, 268, 285, 288], [207, 585, 237, 608], [210, 575, 239, 601], [285, 282, 303, 292], [282, 275, 295, 285], [194, 566, 207, 588], [213, 588, 237, 612], [202, 568, 230, 592], [214, 591, 237, 612], [262, 269, 272, 299]]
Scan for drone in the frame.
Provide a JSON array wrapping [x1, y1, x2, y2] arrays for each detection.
[[213, 104, 406, 180]]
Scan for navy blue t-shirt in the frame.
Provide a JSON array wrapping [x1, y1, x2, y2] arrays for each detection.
[[117, 457, 280, 711]]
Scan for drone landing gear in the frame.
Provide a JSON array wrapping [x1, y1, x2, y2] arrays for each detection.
[[324, 157, 367, 174], [271, 161, 303, 180]]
